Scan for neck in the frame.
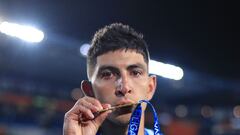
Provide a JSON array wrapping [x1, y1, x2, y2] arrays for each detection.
[[100, 114, 145, 135]]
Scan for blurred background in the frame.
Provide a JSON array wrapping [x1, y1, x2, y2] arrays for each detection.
[[0, 0, 239, 135]]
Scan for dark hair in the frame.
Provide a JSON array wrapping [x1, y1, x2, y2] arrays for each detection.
[[87, 23, 150, 77]]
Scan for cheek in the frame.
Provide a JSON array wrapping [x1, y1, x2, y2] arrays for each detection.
[[92, 80, 115, 100], [132, 79, 149, 97]]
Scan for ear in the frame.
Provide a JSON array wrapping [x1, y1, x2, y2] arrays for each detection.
[[147, 75, 157, 100], [81, 80, 95, 97]]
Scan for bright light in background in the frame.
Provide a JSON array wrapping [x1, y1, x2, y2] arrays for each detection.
[[159, 112, 172, 126], [79, 44, 184, 80], [80, 43, 90, 56], [175, 105, 188, 118], [201, 105, 214, 118], [233, 105, 240, 118], [0, 21, 44, 43], [149, 60, 184, 80]]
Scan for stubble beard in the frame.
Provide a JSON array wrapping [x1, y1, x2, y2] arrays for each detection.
[[107, 112, 132, 126]]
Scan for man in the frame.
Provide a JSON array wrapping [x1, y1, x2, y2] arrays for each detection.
[[63, 23, 157, 135]]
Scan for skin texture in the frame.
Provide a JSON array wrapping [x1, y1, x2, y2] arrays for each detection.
[[63, 49, 157, 135]]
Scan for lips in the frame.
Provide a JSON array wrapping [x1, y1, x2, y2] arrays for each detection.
[[114, 99, 135, 106]]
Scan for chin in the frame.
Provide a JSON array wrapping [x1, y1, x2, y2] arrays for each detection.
[[107, 112, 132, 126]]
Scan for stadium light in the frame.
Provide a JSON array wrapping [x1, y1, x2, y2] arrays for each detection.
[[80, 43, 90, 57], [0, 21, 44, 43], [149, 60, 184, 80]]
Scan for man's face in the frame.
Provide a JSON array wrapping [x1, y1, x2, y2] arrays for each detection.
[[89, 49, 156, 125]]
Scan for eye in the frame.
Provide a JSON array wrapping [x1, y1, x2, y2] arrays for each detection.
[[131, 69, 143, 77], [100, 70, 114, 80]]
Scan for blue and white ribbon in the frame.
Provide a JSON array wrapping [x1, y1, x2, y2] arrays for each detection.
[[128, 100, 164, 135]]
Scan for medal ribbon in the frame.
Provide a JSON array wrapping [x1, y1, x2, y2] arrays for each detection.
[[128, 100, 164, 135]]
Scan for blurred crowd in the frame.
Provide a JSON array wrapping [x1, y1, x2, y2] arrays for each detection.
[[0, 76, 239, 135]]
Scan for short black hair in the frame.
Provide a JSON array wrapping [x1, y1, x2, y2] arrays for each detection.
[[87, 23, 150, 78]]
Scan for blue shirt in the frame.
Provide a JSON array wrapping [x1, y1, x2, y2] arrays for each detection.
[[96, 128, 154, 135], [144, 128, 154, 135]]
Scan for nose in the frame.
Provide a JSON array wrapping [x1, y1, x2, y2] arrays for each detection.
[[115, 75, 132, 97]]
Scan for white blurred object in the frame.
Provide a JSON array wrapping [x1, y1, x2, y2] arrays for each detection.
[[149, 60, 184, 80], [175, 105, 188, 118], [233, 105, 240, 118], [0, 21, 44, 43], [80, 43, 90, 56]]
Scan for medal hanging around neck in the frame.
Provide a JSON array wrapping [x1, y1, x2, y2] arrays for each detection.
[[128, 100, 164, 135]]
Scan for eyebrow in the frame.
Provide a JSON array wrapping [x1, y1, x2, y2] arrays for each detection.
[[98, 66, 119, 73], [127, 63, 147, 71], [97, 63, 147, 74]]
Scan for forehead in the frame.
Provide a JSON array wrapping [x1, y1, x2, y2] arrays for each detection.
[[96, 50, 147, 68]]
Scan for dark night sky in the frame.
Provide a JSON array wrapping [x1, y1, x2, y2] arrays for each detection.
[[0, 0, 239, 86]]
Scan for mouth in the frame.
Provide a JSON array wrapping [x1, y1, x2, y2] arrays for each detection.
[[114, 99, 136, 106], [109, 100, 138, 115]]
